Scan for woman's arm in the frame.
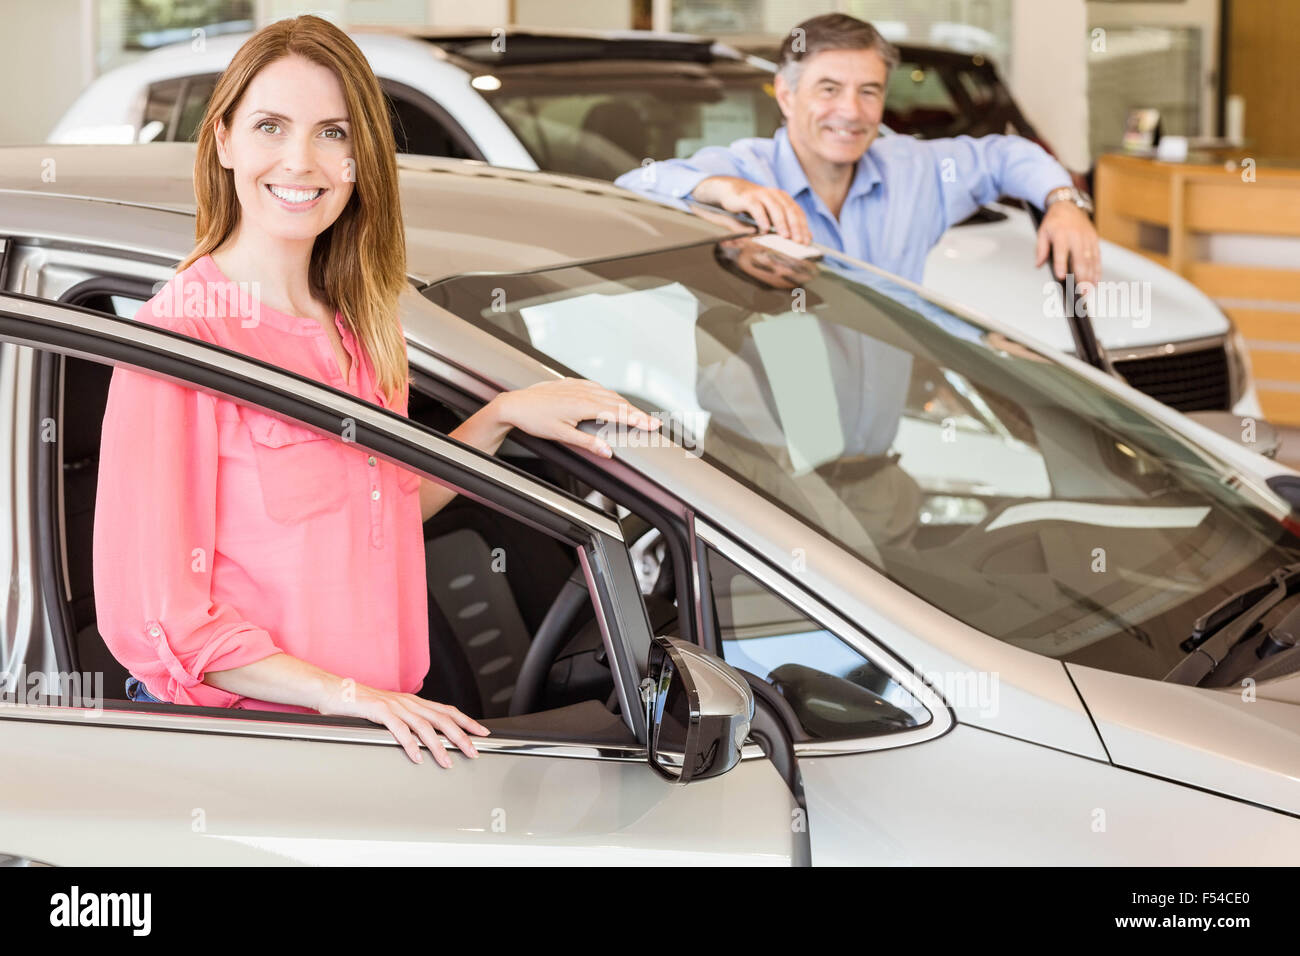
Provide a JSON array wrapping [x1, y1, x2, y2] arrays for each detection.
[[204, 653, 489, 767], [93, 354, 284, 708], [416, 390, 514, 524], [418, 378, 660, 523], [209, 378, 658, 764]]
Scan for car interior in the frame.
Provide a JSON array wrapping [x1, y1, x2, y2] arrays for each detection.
[[42, 285, 685, 742]]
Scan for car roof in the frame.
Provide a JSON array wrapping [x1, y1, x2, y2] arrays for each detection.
[[356, 25, 748, 67], [725, 34, 1002, 68], [112, 25, 752, 80], [59, 29, 476, 94], [0, 143, 731, 285]]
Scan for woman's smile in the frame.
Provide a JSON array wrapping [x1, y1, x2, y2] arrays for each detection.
[[265, 182, 327, 210]]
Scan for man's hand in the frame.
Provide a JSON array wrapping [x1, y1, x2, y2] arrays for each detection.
[[1035, 200, 1100, 286], [692, 176, 812, 245]]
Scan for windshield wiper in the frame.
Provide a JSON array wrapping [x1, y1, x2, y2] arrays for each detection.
[[1164, 561, 1300, 685]]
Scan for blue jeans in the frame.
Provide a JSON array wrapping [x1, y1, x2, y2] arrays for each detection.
[[124, 676, 164, 703]]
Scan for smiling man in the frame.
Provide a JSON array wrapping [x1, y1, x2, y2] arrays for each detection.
[[615, 13, 1099, 287]]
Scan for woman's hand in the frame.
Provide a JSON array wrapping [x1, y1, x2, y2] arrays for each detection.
[[489, 378, 661, 458], [315, 677, 491, 767], [424, 378, 662, 522]]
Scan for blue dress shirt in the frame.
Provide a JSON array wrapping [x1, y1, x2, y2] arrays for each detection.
[[614, 126, 1072, 285]]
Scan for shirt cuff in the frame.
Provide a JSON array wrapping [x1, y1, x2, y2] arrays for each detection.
[[1015, 162, 1074, 211], [143, 618, 282, 708]]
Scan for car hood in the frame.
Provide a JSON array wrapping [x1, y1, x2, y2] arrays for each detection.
[[923, 206, 1230, 353], [1066, 662, 1300, 816]]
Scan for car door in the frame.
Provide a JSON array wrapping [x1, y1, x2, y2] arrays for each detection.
[[0, 292, 802, 866]]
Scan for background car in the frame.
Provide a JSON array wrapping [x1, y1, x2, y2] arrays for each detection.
[[735, 38, 1090, 188], [47, 26, 1262, 425], [1, 143, 1298, 864]]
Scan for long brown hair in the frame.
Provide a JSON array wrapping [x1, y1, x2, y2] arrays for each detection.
[[177, 14, 409, 408]]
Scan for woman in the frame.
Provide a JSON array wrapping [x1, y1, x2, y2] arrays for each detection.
[[92, 15, 658, 768]]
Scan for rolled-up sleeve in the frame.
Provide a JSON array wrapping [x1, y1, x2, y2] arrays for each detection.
[[92, 332, 282, 707], [924, 134, 1073, 239]]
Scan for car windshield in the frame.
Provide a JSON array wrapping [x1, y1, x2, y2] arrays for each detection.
[[423, 236, 1300, 681], [476, 64, 784, 179]]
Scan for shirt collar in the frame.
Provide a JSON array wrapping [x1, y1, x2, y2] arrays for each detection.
[[773, 126, 883, 204]]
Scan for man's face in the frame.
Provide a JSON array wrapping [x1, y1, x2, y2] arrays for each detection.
[[776, 47, 888, 168]]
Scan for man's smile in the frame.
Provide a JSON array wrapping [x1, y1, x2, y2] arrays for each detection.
[[821, 124, 866, 139]]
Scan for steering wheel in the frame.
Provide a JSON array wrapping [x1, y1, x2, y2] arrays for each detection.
[[508, 515, 667, 716]]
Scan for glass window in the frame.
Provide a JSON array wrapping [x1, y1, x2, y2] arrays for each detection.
[[141, 79, 183, 143], [705, 547, 928, 740], [884, 56, 1026, 141], [426, 236, 1300, 683], [958, 67, 996, 108], [889, 65, 957, 114], [1087, 25, 1203, 162], [175, 75, 219, 143], [385, 90, 474, 159], [885, 63, 965, 139], [480, 68, 783, 179], [97, 1, 254, 75]]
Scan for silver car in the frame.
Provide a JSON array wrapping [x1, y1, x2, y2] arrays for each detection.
[[0, 143, 1297, 865]]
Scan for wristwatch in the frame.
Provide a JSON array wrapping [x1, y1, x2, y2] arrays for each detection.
[[1044, 185, 1094, 215]]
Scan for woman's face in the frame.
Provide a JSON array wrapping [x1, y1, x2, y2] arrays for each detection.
[[215, 55, 356, 243]]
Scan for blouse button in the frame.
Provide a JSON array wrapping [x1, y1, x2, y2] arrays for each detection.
[[147, 625, 160, 637], [371, 489, 381, 501], [368, 456, 377, 466]]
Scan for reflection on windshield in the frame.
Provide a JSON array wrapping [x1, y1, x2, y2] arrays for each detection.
[[424, 238, 1300, 681]]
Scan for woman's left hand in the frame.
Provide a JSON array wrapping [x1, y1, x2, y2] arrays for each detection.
[[490, 378, 661, 458]]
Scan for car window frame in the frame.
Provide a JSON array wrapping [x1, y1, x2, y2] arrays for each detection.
[[0, 290, 654, 748], [379, 78, 487, 162], [141, 77, 185, 143], [692, 517, 952, 757], [407, 364, 701, 649], [171, 73, 220, 144]]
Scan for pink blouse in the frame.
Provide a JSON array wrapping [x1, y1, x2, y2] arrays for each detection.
[[93, 254, 430, 713]]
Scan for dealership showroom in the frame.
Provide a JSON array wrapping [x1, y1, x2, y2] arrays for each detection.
[[3, 0, 1300, 890]]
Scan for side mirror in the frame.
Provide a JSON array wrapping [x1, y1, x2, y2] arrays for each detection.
[[642, 636, 754, 784]]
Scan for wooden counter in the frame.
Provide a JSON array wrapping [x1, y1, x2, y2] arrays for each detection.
[[1095, 153, 1300, 423]]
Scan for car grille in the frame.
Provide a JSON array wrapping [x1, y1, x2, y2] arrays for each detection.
[[1110, 342, 1231, 412]]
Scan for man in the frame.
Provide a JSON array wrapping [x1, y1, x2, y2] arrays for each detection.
[[615, 13, 1100, 288]]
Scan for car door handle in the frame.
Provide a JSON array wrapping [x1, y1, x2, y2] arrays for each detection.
[[0, 853, 53, 866]]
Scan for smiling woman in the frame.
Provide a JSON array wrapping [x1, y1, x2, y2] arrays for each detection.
[[92, 14, 658, 768], [179, 23, 405, 401]]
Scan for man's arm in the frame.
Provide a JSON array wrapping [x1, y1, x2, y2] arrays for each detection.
[[615, 142, 811, 243], [614, 145, 754, 201], [924, 134, 1099, 284]]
